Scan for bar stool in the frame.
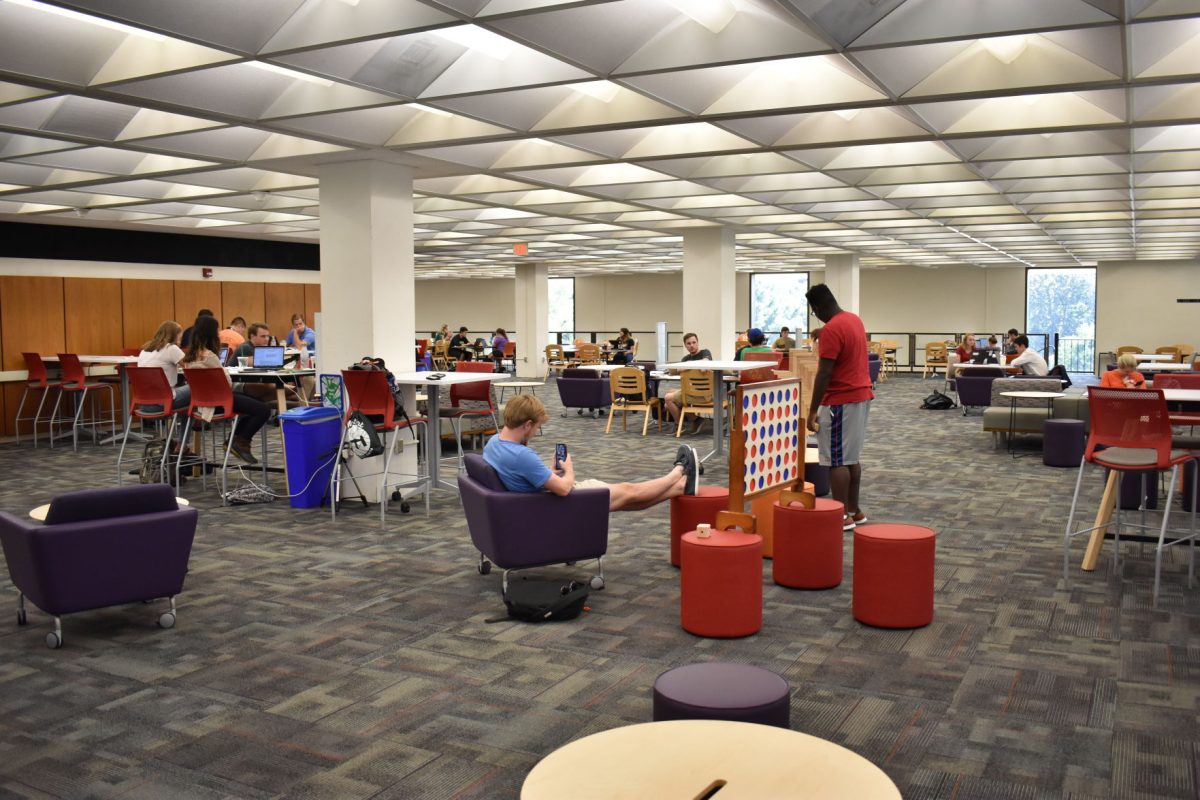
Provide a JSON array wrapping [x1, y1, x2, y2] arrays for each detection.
[[445, 362, 499, 469], [48, 353, 116, 451], [177, 367, 249, 504], [14, 352, 62, 448], [117, 366, 186, 485]]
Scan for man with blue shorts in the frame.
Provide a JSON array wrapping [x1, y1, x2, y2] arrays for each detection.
[[804, 283, 874, 531]]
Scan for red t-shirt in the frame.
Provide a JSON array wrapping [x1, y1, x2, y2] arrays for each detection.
[[818, 310, 874, 406]]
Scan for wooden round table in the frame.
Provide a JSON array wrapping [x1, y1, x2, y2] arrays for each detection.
[[29, 496, 190, 522], [521, 720, 901, 799]]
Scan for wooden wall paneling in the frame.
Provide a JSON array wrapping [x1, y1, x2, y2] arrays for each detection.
[[265, 283, 305, 344], [173, 280, 223, 332], [1, 276, 65, 436], [122, 279, 176, 349], [221, 282, 265, 330], [65, 278, 124, 425], [304, 283, 321, 330]]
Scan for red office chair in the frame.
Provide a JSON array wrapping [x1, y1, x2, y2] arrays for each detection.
[[445, 362, 500, 470], [117, 366, 186, 485], [14, 352, 63, 448], [48, 353, 116, 451], [1063, 387, 1196, 607], [177, 367, 248, 504], [333, 369, 429, 524]]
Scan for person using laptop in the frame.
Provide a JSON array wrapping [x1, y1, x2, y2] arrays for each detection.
[[1010, 335, 1049, 376], [180, 315, 271, 464], [231, 323, 281, 404], [954, 334, 977, 366], [483, 395, 698, 511]]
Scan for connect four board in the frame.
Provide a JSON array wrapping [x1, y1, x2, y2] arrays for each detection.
[[729, 377, 804, 507]]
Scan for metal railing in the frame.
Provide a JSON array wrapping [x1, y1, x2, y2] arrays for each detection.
[[1052, 335, 1095, 373]]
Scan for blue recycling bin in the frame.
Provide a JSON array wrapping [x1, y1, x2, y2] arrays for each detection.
[[280, 406, 342, 508]]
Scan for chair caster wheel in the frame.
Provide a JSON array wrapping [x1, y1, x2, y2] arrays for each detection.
[[590, 576, 605, 590], [577, 409, 584, 415], [17, 609, 27, 626], [158, 612, 176, 629], [45, 631, 61, 649], [400, 502, 411, 513], [478, 560, 492, 575]]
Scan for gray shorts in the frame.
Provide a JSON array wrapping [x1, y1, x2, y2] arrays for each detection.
[[817, 400, 870, 467]]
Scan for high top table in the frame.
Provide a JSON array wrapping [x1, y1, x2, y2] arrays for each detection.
[[391, 370, 509, 491], [659, 360, 772, 463], [42, 354, 137, 444], [1137, 362, 1196, 372], [227, 366, 317, 415], [521, 720, 900, 799]]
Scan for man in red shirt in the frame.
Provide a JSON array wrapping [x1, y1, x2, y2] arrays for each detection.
[[804, 283, 874, 531]]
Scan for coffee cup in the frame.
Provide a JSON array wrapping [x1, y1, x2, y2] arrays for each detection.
[[237, 357, 249, 368]]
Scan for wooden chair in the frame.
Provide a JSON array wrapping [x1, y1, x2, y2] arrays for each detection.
[[545, 344, 568, 378], [923, 342, 948, 379], [1174, 344, 1195, 364], [867, 341, 887, 382], [675, 370, 714, 437], [606, 366, 662, 436], [432, 339, 456, 371], [573, 343, 603, 366], [1115, 345, 1143, 356], [1155, 345, 1183, 364], [880, 340, 898, 376]]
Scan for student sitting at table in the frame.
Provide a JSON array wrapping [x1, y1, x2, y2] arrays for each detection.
[[491, 328, 509, 364], [449, 326, 473, 361], [663, 332, 713, 429], [137, 320, 190, 411], [232, 322, 285, 405], [773, 327, 796, 350], [735, 328, 772, 360], [1010, 335, 1049, 376], [607, 328, 637, 364], [1100, 353, 1147, 389], [954, 334, 977, 365], [181, 315, 271, 464], [433, 324, 450, 342]]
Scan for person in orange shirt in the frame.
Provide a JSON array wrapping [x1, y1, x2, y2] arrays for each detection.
[[1100, 353, 1146, 389]]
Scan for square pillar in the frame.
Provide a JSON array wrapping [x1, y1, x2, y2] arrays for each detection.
[[823, 253, 860, 315], [514, 261, 549, 379], [683, 227, 736, 361]]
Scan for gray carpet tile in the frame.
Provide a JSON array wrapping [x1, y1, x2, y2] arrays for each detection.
[[1, 374, 1198, 799]]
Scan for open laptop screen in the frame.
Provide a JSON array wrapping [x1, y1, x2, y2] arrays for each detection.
[[252, 346, 285, 369], [218, 346, 230, 365]]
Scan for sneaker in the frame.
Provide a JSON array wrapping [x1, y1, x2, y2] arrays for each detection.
[[674, 445, 699, 495], [227, 437, 258, 465], [842, 514, 856, 531], [851, 510, 868, 525]]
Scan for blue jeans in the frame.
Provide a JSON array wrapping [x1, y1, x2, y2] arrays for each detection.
[[139, 386, 191, 414]]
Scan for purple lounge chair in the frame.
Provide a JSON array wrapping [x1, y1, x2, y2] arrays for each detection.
[[556, 368, 612, 418]]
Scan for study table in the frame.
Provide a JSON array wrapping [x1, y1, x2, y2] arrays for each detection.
[[659, 360, 769, 463], [521, 720, 901, 799], [1136, 353, 1179, 362], [227, 366, 317, 415], [1137, 362, 1196, 372], [390, 370, 509, 491], [42, 354, 137, 444]]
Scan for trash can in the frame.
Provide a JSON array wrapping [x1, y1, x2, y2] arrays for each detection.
[[280, 406, 342, 508]]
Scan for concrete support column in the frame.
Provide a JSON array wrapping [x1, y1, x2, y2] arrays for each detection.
[[822, 253, 860, 315], [514, 261, 548, 379], [682, 227, 736, 361], [318, 160, 415, 375]]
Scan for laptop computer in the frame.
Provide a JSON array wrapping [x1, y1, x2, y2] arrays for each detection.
[[243, 345, 285, 371], [218, 346, 230, 366], [970, 349, 993, 364]]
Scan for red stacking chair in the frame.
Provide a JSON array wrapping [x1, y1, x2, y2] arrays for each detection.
[[48, 353, 116, 451], [14, 352, 63, 448], [177, 367, 251, 504], [334, 369, 429, 524], [741, 351, 784, 385], [445, 362, 500, 470], [1063, 387, 1196, 607], [117, 366, 186, 485]]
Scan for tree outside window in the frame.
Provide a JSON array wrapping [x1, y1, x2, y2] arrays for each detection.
[[751, 272, 809, 337], [548, 277, 574, 343], [1026, 267, 1096, 372]]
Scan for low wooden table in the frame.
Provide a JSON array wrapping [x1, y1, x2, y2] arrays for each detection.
[[522, 720, 900, 799], [30, 497, 190, 522]]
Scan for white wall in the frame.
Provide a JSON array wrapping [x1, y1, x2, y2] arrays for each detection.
[[0, 257, 318, 283], [858, 265, 1024, 337], [1097, 258, 1200, 354], [413, 278, 516, 337]]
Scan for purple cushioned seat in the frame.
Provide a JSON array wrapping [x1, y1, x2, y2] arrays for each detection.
[[1042, 418, 1085, 467], [805, 462, 830, 496], [653, 662, 790, 728]]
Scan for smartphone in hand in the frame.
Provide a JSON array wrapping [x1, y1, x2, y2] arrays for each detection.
[[555, 442, 568, 469]]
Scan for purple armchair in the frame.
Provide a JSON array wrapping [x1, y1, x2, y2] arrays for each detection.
[[556, 367, 612, 418], [458, 454, 609, 590], [955, 368, 1001, 415], [0, 484, 197, 648]]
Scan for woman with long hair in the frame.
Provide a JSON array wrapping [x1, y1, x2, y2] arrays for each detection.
[[137, 320, 190, 411], [491, 327, 509, 364], [180, 315, 270, 464]]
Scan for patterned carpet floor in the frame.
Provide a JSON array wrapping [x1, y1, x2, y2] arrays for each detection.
[[0, 374, 1197, 799]]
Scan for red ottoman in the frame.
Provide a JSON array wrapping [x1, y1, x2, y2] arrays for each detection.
[[750, 481, 814, 559], [853, 524, 936, 629], [772, 497, 844, 589], [669, 486, 729, 567], [680, 529, 763, 638]]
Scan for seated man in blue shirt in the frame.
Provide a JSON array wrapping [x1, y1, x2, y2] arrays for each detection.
[[286, 313, 317, 352], [483, 395, 697, 511]]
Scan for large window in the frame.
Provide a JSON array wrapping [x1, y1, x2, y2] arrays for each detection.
[[548, 277, 574, 343], [750, 272, 809, 337], [1026, 267, 1096, 372]]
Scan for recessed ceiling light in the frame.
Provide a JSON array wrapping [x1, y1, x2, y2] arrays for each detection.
[[982, 35, 1029, 65], [663, 0, 737, 34], [248, 61, 333, 87], [409, 102, 453, 117], [6, 0, 165, 41], [431, 24, 514, 60], [832, 108, 860, 122], [568, 81, 621, 103]]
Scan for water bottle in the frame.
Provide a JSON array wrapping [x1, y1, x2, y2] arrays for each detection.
[[298, 344, 310, 369]]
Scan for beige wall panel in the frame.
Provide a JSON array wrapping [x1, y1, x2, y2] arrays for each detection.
[[265, 283, 306, 342], [65, 278, 123, 355], [415, 279, 515, 336], [121, 279, 176, 349], [221, 282, 265, 329], [173, 281, 223, 330], [1097, 259, 1199, 355]]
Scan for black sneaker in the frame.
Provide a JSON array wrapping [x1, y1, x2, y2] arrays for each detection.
[[674, 445, 699, 495], [227, 438, 258, 465]]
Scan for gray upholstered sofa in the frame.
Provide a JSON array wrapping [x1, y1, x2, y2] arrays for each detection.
[[982, 377, 1088, 443]]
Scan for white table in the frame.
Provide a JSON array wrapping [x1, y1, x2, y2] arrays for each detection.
[[1137, 362, 1195, 371], [660, 360, 769, 462], [1136, 353, 1178, 362], [575, 363, 628, 373], [496, 380, 544, 402], [30, 496, 189, 522], [1000, 390, 1064, 457], [42, 354, 138, 444], [228, 367, 317, 415], [391, 371, 510, 491], [521, 720, 901, 800], [1161, 388, 1200, 403]]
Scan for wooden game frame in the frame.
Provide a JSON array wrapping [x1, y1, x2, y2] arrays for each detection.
[[728, 376, 806, 510]]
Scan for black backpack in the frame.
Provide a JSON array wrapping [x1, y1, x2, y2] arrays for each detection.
[[488, 577, 590, 623], [921, 390, 957, 410]]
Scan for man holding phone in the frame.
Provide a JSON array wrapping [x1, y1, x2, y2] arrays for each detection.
[[484, 395, 698, 511]]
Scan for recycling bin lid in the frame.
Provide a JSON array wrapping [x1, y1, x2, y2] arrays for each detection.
[[279, 406, 342, 421]]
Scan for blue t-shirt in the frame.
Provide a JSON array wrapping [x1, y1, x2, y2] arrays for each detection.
[[483, 436, 551, 493], [287, 327, 317, 351]]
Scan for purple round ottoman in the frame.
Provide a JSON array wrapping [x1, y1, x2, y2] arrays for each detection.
[[1042, 418, 1085, 467], [652, 663, 790, 728], [805, 462, 830, 496]]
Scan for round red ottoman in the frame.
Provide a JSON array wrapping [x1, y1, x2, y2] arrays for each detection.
[[750, 481, 813, 559], [669, 486, 729, 567], [680, 529, 763, 638], [852, 524, 936, 629], [772, 497, 844, 589]]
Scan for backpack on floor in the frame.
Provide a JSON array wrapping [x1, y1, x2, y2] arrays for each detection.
[[920, 390, 957, 410], [488, 577, 590, 623]]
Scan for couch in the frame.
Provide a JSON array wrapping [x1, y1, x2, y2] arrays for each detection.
[[982, 377, 1089, 442], [0, 484, 198, 648]]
